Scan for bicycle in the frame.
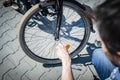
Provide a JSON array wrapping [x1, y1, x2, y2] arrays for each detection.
[[19, 0, 93, 64]]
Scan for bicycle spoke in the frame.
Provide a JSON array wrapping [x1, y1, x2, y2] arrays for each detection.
[[19, 1, 90, 62]]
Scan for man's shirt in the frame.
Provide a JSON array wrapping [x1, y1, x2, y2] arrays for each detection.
[[106, 67, 120, 80]]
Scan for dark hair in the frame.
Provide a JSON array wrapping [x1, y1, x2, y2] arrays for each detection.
[[95, 0, 120, 54]]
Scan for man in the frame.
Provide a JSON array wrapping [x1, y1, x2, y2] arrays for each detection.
[[56, 0, 120, 80]]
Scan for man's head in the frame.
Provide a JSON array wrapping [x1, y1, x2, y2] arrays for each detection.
[[95, 0, 120, 67]]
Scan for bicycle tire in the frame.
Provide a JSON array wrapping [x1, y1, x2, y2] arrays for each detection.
[[19, 1, 91, 64]]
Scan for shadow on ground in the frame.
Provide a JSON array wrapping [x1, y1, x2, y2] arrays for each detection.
[[43, 42, 100, 80], [43, 42, 97, 67]]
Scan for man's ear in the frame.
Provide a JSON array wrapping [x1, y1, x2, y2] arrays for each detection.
[[116, 52, 120, 57]]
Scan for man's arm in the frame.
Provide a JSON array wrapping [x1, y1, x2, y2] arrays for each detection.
[[61, 59, 73, 80], [56, 43, 73, 80]]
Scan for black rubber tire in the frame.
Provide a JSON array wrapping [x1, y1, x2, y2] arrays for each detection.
[[19, 1, 91, 64]]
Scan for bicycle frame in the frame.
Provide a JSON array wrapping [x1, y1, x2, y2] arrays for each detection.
[[38, 0, 94, 41], [54, 0, 63, 40], [38, 0, 63, 41]]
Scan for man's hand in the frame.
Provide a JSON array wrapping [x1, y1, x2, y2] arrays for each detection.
[[56, 43, 73, 80], [56, 43, 71, 64]]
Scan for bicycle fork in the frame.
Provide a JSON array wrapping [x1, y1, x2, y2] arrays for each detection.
[[54, 0, 63, 41]]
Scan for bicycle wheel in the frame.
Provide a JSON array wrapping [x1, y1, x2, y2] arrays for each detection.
[[19, 1, 91, 64]]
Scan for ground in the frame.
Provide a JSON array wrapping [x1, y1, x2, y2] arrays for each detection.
[[0, 0, 104, 80]]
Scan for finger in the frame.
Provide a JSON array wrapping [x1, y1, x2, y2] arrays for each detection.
[[56, 43, 63, 49]]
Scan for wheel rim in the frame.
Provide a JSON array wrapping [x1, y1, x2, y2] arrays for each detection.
[[22, 3, 87, 60]]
